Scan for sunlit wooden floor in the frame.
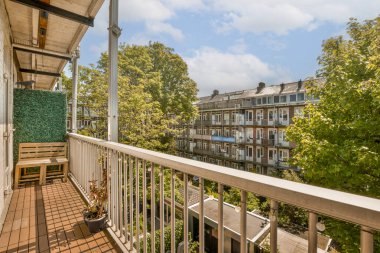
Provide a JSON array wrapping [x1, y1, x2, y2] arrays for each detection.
[[0, 179, 121, 253]]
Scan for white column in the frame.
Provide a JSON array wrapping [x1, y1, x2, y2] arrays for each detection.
[[108, 0, 121, 142], [71, 47, 79, 133]]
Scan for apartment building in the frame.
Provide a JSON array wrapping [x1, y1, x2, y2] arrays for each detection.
[[176, 80, 318, 175]]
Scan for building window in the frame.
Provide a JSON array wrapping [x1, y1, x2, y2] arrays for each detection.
[[268, 110, 275, 121], [279, 149, 289, 161], [245, 111, 253, 122], [269, 149, 277, 160], [274, 96, 279, 103], [262, 97, 267, 104], [246, 146, 253, 157], [256, 109, 263, 121], [290, 94, 297, 102], [279, 108, 288, 121], [297, 93, 305, 101], [256, 128, 263, 140], [256, 147, 263, 158], [280, 95, 287, 103], [257, 98, 262, 105], [268, 96, 273, 104]]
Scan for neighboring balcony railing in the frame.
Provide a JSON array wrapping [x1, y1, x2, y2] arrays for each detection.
[[68, 133, 380, 253]]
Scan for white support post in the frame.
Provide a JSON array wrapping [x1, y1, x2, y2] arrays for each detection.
[[108, 0, 121, 142], [361, 226, 374, 253], [270, 200, 278, 253], [308, 212, 318, 253], [71, 47, 79, 133]]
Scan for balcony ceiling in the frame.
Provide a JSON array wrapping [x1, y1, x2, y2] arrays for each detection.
[[5, 0, 104, 90]]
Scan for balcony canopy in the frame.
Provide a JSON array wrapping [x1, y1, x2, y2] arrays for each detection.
[[5, 0, 104, 90]]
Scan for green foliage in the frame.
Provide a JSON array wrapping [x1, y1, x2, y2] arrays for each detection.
[[13, 89, 67, 164], [69, 42, 198, 152], [286, 17, 380, 251], [139, 220, 198, 253]]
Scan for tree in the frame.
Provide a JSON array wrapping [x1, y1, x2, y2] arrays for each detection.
[[287, 17, 380, 251], [67, 43, 198, 152]]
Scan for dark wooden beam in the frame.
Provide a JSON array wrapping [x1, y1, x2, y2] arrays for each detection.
[[19, 68, 61, 77], [11, 0, 94, 26], [13, 43, 72, 61]]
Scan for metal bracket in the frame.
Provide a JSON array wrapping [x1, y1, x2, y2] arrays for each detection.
[[109, 24, 122, 37]]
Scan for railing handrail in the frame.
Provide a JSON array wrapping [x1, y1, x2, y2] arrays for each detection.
[[68, 133, 380, 230]]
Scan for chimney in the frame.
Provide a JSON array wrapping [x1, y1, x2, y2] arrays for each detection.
[[256, 82, 265, 93], [211, 89, 219, 98], [280, 83, 285, 93], [297, 79, 302, 90]]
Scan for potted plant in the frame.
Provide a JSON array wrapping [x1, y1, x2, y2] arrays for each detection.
[[83, 159, 108, 233]]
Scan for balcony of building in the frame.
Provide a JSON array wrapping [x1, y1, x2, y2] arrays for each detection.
[[1, 1, 380, 253]]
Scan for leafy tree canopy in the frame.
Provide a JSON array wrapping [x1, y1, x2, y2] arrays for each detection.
[[287, 17, 380, 251], [63, 42, 198, 152]]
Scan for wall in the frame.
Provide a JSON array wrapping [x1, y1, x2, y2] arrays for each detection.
[[0, 0, 15, 230], [13, 89, 67, 165]]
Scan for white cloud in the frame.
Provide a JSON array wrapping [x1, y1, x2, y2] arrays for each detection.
[[228, 39, 247, 54], [185, 47, 291, 96], [211, 0, 380, 35], [146, 22, 185, 41]]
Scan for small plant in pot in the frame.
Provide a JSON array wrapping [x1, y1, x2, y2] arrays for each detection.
[[83, 163, 108, 233]]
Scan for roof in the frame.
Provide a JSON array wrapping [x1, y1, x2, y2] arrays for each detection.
[[5, 0, 104, 90], [195, 79, 321, 105], [189, 198, 269, 242], [259, 229, 331, 253]]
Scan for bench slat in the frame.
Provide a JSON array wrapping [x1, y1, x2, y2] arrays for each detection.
[[21, 147, 66, 152], [19, 142, 67, 148], [20, 152, 66, 160]]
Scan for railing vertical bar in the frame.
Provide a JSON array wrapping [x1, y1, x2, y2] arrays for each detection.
[[270, 200, 278, 253], [171, 169, 176, 253], [199, 178, 205, 253], [135, 158, 140, 252], [183, 173, 189, 253], [107, 148, 112, 228], [113, 150, 117, 230], [218, 183, 224, 253], [360, 226, 374, 253], [123, 154, 128, 243], [143, 160, 147, 253], [308, 212, 317, 253], [118, 153, 123, 235], [240, 190, 247, 253], [150, 163, 156, 253], [129, 155, 134, 249], [159, 166, 165, 253]]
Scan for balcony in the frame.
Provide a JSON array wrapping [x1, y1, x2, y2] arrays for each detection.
[[1, 133, 379, 252], [0, 180, 121, 253], [188, 133, 212, 141], [194, 120, 212, 126]]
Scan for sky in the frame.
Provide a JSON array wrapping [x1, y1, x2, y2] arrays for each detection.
[[78, 0, 380, 96]]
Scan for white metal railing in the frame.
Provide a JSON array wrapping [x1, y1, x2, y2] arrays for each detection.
[[68, 133, 380, 253]]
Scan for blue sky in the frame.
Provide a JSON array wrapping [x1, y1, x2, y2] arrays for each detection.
[[78, 0, 380, 96]]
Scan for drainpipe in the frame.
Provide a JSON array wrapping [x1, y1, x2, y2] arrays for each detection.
[[71, 47, 79, 133], [108, 0, 121, 142]]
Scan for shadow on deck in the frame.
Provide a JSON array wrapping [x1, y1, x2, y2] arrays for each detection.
[[0, 179, 122, 253]]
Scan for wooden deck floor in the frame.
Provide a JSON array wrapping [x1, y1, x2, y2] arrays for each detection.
[[0, 180, 121, 253]]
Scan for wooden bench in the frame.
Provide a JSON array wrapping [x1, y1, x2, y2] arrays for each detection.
[[15, 142, 69, 188]]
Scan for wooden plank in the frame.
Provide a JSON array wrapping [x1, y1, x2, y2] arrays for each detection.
[[19, 142, 67, 147], [20, 151, 66, 157], [17, 158, 68, 166], [21, 147, 66, 152], [20, 152, 66, 159]]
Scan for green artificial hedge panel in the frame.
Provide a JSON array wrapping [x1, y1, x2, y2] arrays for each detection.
[[13, 89, 67, 164]]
